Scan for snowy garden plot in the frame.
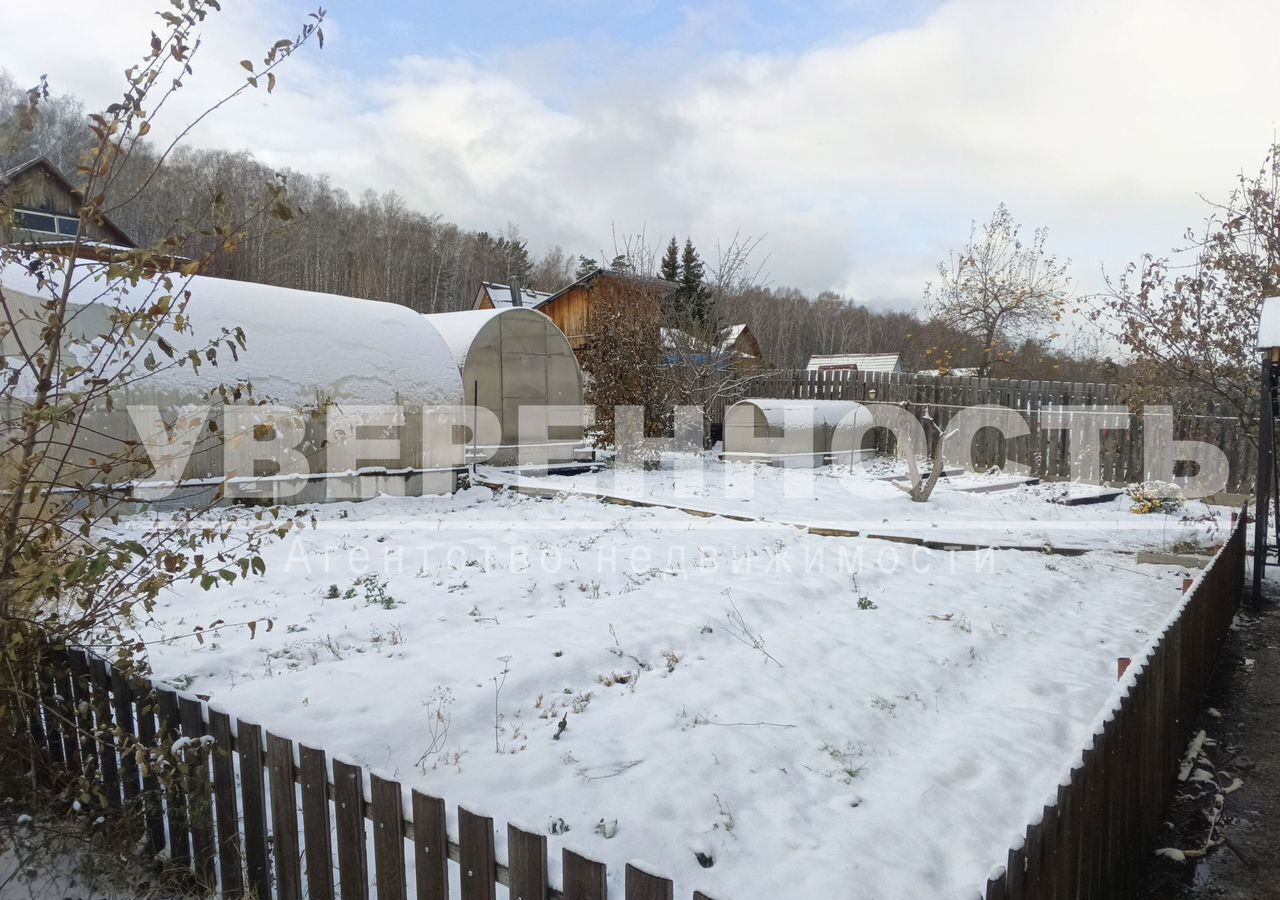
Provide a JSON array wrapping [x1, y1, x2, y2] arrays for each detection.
[[123, 487, 1203, 898], [492, 457, 1233, 553]]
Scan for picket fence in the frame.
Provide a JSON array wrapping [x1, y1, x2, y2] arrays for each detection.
[[711, 369, 1255, 492], [29, 649, 710, 900], [981, 507, 1247, 899]]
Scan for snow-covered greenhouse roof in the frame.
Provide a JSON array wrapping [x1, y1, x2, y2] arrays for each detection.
[[0, 264, 464, 408]]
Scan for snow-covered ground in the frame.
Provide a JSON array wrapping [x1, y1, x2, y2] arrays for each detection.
[[481, 457, 1233, 552], [115, 469, 1227, 899]]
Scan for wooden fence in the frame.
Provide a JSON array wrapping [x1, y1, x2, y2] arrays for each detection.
[[29, 648, 712, 900], [26, 511, 1249, 900], [981, 507, 1248, 899], [711, 370, 1255, 492]]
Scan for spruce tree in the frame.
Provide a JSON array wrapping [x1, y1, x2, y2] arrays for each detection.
[[660, 236, 680, 282], [679, 238, 709, 325]]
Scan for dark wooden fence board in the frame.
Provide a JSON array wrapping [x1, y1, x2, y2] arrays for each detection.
[[333, 759, 369, 900], [624, 863, 674, 900], [156, 687, 189, 867], [207, 709, 244, 898], [371, 774, 407, 900], [459, 806, 497, 900], [300, 744, 335, 900], [87, 656, 120, 809], [507, 824, 548, 900], [237, 720, 271, 899], [413, 791, 449, 900], [179, 694, 216, 888], [267, 732, 303, 900], [563, 849, 607, 900]]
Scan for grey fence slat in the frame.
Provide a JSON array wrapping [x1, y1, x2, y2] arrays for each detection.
[[52, 649, 79, 769], [267, 732, 303, 900], [624, 864, 674, 900], [207, 710, 244, 898], [371, 774, 407, 900], [507, 824, 548, 900], [333, 759, 369, 900], [237, 720, 271, 899], [412, 791, 449, 900], [299, 745, 335, 900], [133, 685, 166, 852], [111, 669, 140, 804], [37, 648, 64, 767], [179, 694, 216, 888], [89, 656, 121, 809], [562, 849, 606, 900], [458, 806, 497, 900], [156, 688, 190, 868], [67, 650, 95, 779]]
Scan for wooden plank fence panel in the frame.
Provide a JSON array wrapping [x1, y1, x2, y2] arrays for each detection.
[[371, 774, 407, 900], [412, 791, 449, 900], [207, 709, 244, 898], [459, 806, 497, 900], [562, 849, 607, 900], [508, 824, 548, 900], [300, 744, 335, 900], [237, 720, 271, 899], [333, 759, 369, 900], [267, 732, 303, 900]]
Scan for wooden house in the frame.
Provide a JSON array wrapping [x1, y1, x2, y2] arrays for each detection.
[[0, 157, 137, 260], [538, 268, 675, 353]]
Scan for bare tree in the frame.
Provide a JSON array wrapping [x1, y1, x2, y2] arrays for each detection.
[[1094, 144, 1280, 439], [0, 0, 320, 809], [925, 203, 1071, 377]]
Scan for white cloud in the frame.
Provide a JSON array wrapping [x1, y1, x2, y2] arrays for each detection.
[[3, 0, 1278, 306]]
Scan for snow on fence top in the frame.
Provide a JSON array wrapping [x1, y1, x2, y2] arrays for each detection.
[[0, 263, 464, 408]]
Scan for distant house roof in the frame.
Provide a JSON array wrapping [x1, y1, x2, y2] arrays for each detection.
[[1, 157, 138, 249], [542, 267, 677, 306], [806, 353, 902, 373], [473, 281, 555, 310]]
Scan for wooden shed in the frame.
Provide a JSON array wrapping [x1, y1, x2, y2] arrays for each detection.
[[1, 157, 137, 259], [535, 268, 676, 355]]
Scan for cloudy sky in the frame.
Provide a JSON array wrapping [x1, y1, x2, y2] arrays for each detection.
[[2, 0, 1279, 309]]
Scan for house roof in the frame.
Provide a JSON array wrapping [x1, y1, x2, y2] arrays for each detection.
[[541, 267, 677, 306], [473, 281, 555, 310], [1, 157, 138, 249], [806, 352, 901, 372]]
